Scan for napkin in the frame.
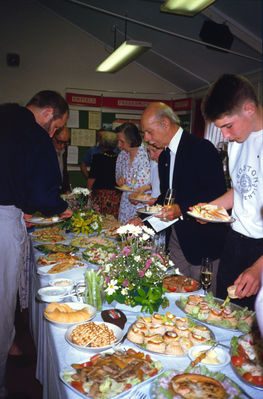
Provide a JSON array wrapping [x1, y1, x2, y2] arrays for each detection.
[[146, 215, 179, 232]]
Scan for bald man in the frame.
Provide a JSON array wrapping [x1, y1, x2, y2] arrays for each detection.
[[141, 102, 228, 290], [53, 127, 70, 194]]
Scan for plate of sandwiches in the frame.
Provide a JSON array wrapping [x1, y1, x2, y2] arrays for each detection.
[[150, 367, 244, 399], [177, 293, 255, 333], [44, 302, 96, 328], [115, 184, 134, 192], [127, 312, 215, 357], [187, 204, 235, 223]]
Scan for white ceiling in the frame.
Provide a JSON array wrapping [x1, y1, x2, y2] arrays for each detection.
[[37, 0, 262, 94]]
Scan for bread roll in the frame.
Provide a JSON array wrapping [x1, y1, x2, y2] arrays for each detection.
[[44, 302, 90, 323]]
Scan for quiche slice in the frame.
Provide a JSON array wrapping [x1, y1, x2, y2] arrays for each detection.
[[169, 373, 227, 399]]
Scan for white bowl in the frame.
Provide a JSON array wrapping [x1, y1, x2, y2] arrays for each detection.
[[188, 344, 230, 369], [49, 278, 74, 294], [38, 286, 67, 302]]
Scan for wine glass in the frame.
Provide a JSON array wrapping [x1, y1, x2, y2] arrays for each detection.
[[200, 257, 213, 295], [163, 188, 175, 209], [131, 169, 138, 189]]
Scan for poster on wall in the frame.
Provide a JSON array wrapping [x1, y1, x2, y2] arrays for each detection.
[[71, 129, 96, 147], [67, 109, 79, 128], [88, 111, 101, 129]]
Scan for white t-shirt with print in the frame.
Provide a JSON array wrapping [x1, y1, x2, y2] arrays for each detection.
[[228, 129, 263, 238]]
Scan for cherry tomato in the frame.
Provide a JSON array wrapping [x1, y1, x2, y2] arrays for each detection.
[[71, 381, 85, 393], [123, 383, 132, 391], [237, 344, 249, 361], [231, 356, 244, 367], [90, 354, 101, 363], [243, 372, 254, 383], [252, 376, 263, 386], [80, 361, 92, 368], [167, 286, 176, 292]]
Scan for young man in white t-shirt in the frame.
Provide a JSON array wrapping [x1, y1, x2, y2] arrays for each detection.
[[201, 74, 263, 309]]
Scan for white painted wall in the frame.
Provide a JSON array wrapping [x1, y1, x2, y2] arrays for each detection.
[[0, 0, 183, 105]]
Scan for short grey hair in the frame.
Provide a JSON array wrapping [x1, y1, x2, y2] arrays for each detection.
[[155, 103, 180, 125], [101, 131, 118, 150]]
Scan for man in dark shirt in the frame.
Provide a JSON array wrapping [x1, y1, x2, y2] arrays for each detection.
[[0, 90, 72, 398]]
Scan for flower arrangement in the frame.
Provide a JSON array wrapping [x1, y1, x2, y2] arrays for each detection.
[[62, 187, 93, 212], [100, 224, 171, 314]]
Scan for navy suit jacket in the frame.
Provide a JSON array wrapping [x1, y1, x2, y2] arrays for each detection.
[[158, 130, 228, 265]]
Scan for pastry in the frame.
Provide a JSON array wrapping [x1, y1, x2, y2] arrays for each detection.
[[44, 302, 91, 323], [227, 285, 238, 299]]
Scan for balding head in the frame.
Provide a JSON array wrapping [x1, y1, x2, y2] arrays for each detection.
[[141, 102, 180, 148]]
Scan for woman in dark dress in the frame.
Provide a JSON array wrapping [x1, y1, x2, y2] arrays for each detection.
[[88, 131, 121, 218]]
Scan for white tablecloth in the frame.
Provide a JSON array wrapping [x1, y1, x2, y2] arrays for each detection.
[[29, 233, 259, 399]]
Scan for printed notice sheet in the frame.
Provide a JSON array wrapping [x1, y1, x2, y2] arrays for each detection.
[[71, 129, 96, 147]]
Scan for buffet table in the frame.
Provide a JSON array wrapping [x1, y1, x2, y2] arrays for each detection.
[[28, 232, 259, 399]]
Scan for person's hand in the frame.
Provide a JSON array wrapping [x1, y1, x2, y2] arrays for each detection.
[[116, 176, 126, 186], [144, 197, 157, 206], [60, 207, 73, 219], [133, 185, 148, 194], [157, 203, 181, 221], [234, 263, 262, 298], [129, 193, 139, 205], [127, 217, 143, 226], [23, 213, 34, 228]]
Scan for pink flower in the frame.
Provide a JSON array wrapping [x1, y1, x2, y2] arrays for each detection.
[[153, 253, 163, 261], [106, 276, 111, 284], [111, 253, 116, 259], [122, 279, 129, 287], [144, 258, 152, 271], [122, 246, 131, 256], [138, 270, 145, 277]]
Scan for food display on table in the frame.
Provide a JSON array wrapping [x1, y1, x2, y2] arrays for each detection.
[[31, 228, 66, 243], [44, 302, 96, 327], [230, 332, 263, 389], [188, 344, 230, 369], [100, 214, 121, 230], [82, 243, 117, 265], [163, 274, 201, 294], [37, 252, 82, 266], [49, 278, 74, 293], [127, 312, 214, 356], [60, 347, 162, 398], [65, 321, 123, 352], [34, 243, 78, 254], [150, 366, 244, 399], [187, 204, 234, 223], [178, 292, 254, 333], [70, 236, 115, 249], [102, 226, 120, 239]]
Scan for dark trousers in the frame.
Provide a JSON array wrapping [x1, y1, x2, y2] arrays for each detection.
[[217, 229, 263, 310]]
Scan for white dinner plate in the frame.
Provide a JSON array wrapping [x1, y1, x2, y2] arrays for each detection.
[[188, 344, 230, 370], [65, 321, 124, 352], [28, 216, 63, 225], [115, 186, 134, 192], [187, 211, 235, 224], [137, 207, 163, 215], [44, 302, 96, 329]]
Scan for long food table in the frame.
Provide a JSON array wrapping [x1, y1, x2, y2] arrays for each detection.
[[29, 231, 259, 399]]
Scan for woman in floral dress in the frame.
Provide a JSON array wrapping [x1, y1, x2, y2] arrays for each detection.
[[116, 123, 151, 224]]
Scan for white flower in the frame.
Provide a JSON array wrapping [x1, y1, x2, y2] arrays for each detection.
[[80, 212, 86, 217], [141, 233, 150, 241], [134, 255, 141, 262], [105, 279, 118, 295], [104, 263, 111, 273], [91, 222, 98, 230], [169, 260, 174, 267], [174, 267, 182, 275], [145, 270, 152, 278], [72, 187, 90, 195], [142, 226, 155, 236], [117, 225, 128, 235], [82, 188, 90, 196], [121, 288, 128, 295]]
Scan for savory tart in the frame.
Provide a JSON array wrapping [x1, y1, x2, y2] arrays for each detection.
[[169, 373, 227, 399], [163, 274, 200, 293]]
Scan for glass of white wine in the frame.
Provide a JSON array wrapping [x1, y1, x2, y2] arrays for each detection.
[[131, 169, 138, 189], [163, 188, 175, 209], [200, 257, 213, 295]]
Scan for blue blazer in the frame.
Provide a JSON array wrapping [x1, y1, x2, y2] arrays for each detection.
[[158, 130, 228, 265]]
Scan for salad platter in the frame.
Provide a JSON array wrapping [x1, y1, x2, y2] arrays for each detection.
[[230, 332, 263, 390], [60, 347, 163, 399], [127, 312, 215, 357], [150, 366, 246, 399], [34, 243, 78, 254], [82, 243, 117, 265], [70, 236, 115, 249], [176, 293, 254, 333]]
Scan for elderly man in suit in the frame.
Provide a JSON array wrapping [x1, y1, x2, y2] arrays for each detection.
[[141, 102, 228, 287]]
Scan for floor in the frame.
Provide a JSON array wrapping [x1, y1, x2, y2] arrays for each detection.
[[5, 306, 43, 399]]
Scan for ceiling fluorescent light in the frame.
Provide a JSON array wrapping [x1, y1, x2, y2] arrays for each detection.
[[161, 0, 216, 16], [96, 40, 152, 73]]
